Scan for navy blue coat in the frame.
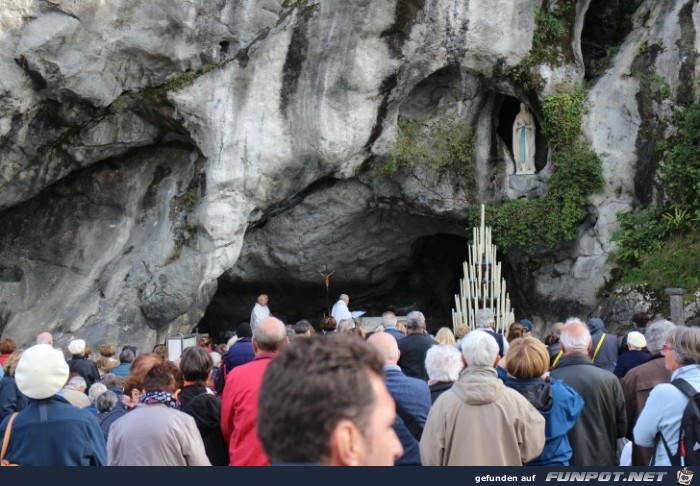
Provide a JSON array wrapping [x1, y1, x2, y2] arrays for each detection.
[[225, 338, 255, 371], [0, 395, 107, 465], [384, 365, 432, 466], [613, 350, 651, 378], [0, 376, 27, 421]]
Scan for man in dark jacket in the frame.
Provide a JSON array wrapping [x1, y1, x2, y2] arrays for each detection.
[[550, 319, 626, 466], [397, 311, 437, 381], [66, 338, 101, 390], [587, 318, 618, 373], [0, 344, 107, 466]]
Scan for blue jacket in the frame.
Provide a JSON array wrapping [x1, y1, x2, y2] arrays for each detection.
[[110, 363, 131, 378], [613, 350, 651, 378], [0, 376, 27, 421], [505, 377, 584, 465], [634, 364, 700, 465], [225, 338, 255, 371], [0, 395, 107, 465], [384, 365, 432, 466]]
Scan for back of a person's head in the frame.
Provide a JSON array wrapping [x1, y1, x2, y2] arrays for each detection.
[[475, 308, 495, 329], [253, 317, 287, 352], [560, 319, 591, 354], [645, 319, 676, 354], [294, 320, 311, 335], [435, 327, 456, 346], [119, 348, 135, 364], [179, 346, 212, 382], [632, 311, 650, 328], [88, 382, 108, 403], [381, 311, 397, 328], [461, 330, 499, 367], [258, 334, 384, 464], [2, 349, 23, 377], [454, 325, 469, 340], [337, 319, 355, 334], [425, 344, 463, 382], [101, 373, 125, 390], [99, 343, 116, 357], [68, 374, 87, 390], [321, 316, 337, 333], [144, 361, 183, 394], [236, 323, 253, 339], [668, 326, 700, 365], [123, 353, 163, 396], [505, 337, 549, 379], [152, 344, 168, 361], [95, 390, 118, 413], [0, 337, 17, 355], [405, 310, 426, 331], [506, 322, 525, 343]]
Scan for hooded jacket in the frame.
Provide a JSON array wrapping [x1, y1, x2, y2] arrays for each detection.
[[587, 318, 619, 373], [420, 366, 545, 466], [505, 377, 584, 465]]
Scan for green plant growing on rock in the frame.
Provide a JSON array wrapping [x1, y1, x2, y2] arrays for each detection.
[[613, 101, 700, 296], [380, 115, 475, 179]]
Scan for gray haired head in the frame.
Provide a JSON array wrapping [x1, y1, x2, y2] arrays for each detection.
[[405, 311, 426, 331]]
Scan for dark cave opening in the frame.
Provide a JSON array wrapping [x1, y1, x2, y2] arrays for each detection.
[[197, 233, 522, 341], [581, 0, 643, 80], [495, 95, 548, 173]]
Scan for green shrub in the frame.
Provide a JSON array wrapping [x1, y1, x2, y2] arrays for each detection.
[[380, 115, 475, 179], [531, 9, 567, 63]]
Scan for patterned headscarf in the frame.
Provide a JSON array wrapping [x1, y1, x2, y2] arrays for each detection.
[[138, 390, 179, 409]]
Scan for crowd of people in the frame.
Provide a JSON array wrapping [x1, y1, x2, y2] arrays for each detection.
[[0, 294, 697, 467]]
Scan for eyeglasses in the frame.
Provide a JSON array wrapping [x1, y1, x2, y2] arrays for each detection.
[[662, 343, 673, 352]]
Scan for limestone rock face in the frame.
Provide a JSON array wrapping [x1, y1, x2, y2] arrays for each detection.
[[0, 0, 696, 348]]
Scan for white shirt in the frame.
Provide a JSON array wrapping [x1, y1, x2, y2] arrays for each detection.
[[331, 300, 352, 324], [250, 303, 270, 329]]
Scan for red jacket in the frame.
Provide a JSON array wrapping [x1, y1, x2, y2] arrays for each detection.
[[220, 352, 276, 466]]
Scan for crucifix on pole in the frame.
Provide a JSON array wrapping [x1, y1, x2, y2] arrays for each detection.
[[319, 265, 335, 316]]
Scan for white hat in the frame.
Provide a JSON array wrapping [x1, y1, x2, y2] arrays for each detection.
[[15, 344, 69, 399], [68, 339, 86, 356], [627, 331, 647, 349]]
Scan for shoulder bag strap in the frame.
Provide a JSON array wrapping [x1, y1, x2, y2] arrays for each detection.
[[1, 412, 19, 462], [672, 378, 698, 399], [592, 333, 606, 362], [552, 350, 563, 368]]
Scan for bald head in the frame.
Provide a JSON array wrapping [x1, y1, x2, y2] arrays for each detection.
[[367, 332, 400, 365], [36, 331, 54, 346], [560, 320, 592, 356], [253, 317, 287, 353]]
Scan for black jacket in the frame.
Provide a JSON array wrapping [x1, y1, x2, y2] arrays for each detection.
[[398, 332, 437, 381], [550, 354, 627, 466], [179, 384, 228, 466], [67, 356, 101, 391]]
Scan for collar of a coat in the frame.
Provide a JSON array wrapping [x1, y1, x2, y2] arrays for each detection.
[[553, 353, 594, 369]]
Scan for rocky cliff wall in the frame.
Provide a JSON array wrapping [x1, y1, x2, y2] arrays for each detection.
[[0, 0, 697, 347]]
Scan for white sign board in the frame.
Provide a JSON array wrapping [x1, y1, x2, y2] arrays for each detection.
[[167, 333, 198, 361]]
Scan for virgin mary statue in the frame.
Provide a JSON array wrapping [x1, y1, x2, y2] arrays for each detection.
[[512, 103, 536, 174]]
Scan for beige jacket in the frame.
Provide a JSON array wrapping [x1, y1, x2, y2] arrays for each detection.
[[107, 404, 211, 466], [420, 366, 545, 466]]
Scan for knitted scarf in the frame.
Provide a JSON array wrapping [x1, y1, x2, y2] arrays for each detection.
[[138, 390, 179, 409]]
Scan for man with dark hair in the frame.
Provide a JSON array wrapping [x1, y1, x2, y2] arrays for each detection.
[[293, 319, 312, 337], [220, 317, 288, 466], [111, 348, 135, 378], [259, 334, 403, 466]]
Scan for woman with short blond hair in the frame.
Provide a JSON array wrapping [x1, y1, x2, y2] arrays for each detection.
[[505, 337, 583, 465]]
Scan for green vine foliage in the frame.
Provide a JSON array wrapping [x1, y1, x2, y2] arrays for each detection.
[[380, 115, 475, 179], [477, 89, 604, 254], [613, 101, 700, 297]]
